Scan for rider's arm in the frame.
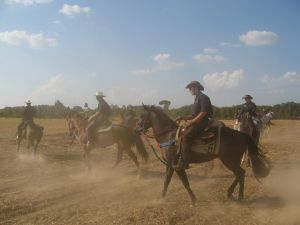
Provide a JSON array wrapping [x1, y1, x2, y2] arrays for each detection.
[[190, 112, 208, 125], [88, 112, 100, 123]]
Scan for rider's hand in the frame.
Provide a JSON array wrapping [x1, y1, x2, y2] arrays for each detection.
[[175, 116, 183, 122], [185, 120, 194, 128]]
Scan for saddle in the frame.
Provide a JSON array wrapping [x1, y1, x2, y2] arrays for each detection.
[[176, 119, 224, 155], [95, 121, 113, 133]]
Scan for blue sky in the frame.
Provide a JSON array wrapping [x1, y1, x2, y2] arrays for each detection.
[[0, 0, 299, 109]]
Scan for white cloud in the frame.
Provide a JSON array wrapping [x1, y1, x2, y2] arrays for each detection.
[[203, 69, 244, 90], [5, 0, 53, 5], [193, 54, 225, 63], [53, 20, 61, 24], [29, 75, 82, 106], [260, 72, 300, 95], [131, 53, 184, 76], [239, 30, 279, 46], [131, 69, 154, 76], [0, 30, 57, 49], [220, 42, 241, 48], [203, 48, 218, 54], [194, 47, 225, 63], [59, 4, 91, 16]]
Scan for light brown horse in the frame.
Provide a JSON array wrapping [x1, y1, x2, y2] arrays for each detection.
[[67, 111, 148, 170], [236, 112, 260, 144], [236, 111, 260, 165], [17, 121, 43, 155]]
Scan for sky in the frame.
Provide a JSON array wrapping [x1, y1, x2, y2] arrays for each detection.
[[0, 0, 300, 109]]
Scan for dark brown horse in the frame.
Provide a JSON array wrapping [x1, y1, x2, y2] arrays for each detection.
[[67, 111, 148, 170], [136, 105, 271, 205], [17, 121, 43, 155]]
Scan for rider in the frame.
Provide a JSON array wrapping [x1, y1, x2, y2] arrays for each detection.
[[86, 91, 112, 148], [17, 100, 36, 139], [173, 81, 213, 171], [241, 94, 261, 137]]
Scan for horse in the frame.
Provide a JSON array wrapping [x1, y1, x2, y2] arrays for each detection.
[[17, 121, 43, 155], [67, 111, 148, 170], [119, 111, 138, 130], [236, 111, 260, 145], [260, 112, 274, 135], [66, 112, 81, 145], [136, 105, 271, 205]]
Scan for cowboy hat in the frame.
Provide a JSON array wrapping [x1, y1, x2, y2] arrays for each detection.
[[242, 94, 253, 100], [25, 100, 32, 104], [95, 91, 105, 97], [185, 81, 204, 91]]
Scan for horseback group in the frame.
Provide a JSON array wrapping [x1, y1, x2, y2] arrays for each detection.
[[17, 80, 271, 205]]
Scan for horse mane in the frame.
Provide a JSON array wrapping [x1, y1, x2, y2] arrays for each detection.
[[148, 105, 177, 127]]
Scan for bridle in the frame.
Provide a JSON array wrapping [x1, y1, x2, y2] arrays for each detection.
[[138, 111, 177, 140]]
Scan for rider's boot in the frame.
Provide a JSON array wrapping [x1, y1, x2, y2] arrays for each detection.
[[173, 142, 190, 171]]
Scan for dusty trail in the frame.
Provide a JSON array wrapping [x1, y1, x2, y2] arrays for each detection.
[[0, 118, 300, 225]]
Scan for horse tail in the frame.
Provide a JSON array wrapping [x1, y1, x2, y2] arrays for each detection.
[[246, 135, 271, 178], [132, 133, 149, 163]]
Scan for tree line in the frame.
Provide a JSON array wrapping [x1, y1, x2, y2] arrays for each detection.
[[0, 100, 299, 120]]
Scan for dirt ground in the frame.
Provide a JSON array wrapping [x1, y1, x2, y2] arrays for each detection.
[[0, 118, 300, 225]]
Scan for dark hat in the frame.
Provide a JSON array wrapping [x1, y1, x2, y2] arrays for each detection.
[[242, 94, 253, 100], [185, 81, 204, 91]]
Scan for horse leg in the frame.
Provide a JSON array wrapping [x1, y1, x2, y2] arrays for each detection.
[[176, 170, 196, 206], [162, 166, 174, 197], [221, 159, 245, 200], [84, 146, 92, 171], [17, 136, 22, 152], [113, 143, 124, 168], [33, 139, 41, 156], [125, 147, 140, 169]]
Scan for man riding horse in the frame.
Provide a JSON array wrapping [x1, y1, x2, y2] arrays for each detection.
[[86, 91, 112, 149], [173, 81, 213, 171], [241, 94, 261, 140], [17, 100, 36, 139]]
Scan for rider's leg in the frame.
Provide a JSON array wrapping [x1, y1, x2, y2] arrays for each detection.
[[86, 121, 97, 148], [174, 120, 209, 171]]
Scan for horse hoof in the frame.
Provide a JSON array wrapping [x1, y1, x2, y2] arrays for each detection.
[[190, 201, 197, 207], [238, 196, 244, 202], [227, 194, 234, 200]]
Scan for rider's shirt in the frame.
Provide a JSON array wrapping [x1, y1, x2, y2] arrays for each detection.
[[242, 101, 257, 117], [97, 98, 112, 118], [192, 92, 213, 120], [22, 106, 36, 121]]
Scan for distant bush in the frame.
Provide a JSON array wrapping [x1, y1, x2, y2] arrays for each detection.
[[0, 101, 299, 120]]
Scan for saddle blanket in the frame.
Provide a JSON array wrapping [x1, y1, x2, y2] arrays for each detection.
[[176, 120, 223, 155], [191, 138, 218, 155]]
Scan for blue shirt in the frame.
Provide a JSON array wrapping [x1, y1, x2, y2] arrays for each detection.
[[192, 92, 213, 119], [242, 101, 257, 117]]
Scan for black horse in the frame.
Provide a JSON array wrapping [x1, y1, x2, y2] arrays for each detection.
[[136, 105, 271, 205], [17, 121, 43, 155]]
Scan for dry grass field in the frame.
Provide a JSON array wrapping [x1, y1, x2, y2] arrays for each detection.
[[0, 118, 300, 225]]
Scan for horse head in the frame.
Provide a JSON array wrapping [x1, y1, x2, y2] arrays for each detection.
[[136, 104, 155, 134], [137, 105, 177, 139]]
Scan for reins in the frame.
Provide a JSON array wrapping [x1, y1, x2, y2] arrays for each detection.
[[142, 133, 168, 166]]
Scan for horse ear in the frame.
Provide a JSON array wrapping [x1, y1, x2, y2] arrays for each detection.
[[142, 103, 150, 111]]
